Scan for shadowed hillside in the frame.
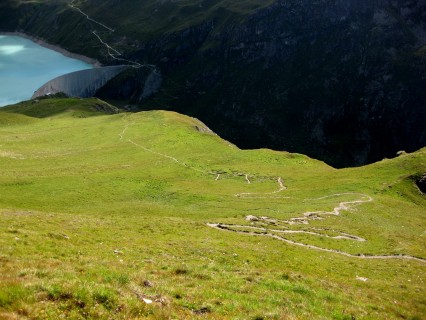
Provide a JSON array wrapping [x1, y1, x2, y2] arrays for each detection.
[[1, 0, 425, 166]]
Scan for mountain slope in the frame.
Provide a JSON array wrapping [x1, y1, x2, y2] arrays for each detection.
[[0, 98, 425, 319], [1, 0, 425, 167]]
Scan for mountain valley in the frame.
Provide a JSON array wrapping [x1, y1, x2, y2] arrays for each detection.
[[0, 1, 425, 319], [1, 0, 425, 166]]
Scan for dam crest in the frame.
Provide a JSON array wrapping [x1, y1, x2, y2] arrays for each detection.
[[32, 65, 130, 99]]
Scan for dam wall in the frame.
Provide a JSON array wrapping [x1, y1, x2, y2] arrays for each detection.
[[32, 65, 130, 99]]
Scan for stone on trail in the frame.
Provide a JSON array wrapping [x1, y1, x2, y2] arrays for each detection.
[[356, 276, 368, 282], [142, 298, 153, 304]]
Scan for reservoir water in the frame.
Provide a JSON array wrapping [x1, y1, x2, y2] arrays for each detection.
[[0, 35, 93, 107]]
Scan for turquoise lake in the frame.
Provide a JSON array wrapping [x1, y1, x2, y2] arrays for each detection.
[[0, 35, 93, 107]]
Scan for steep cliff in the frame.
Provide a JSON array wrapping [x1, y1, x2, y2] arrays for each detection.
[[1, 0, 425, 167]]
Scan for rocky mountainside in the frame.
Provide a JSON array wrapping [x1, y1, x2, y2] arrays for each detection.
[[1, 0, 425, 167]]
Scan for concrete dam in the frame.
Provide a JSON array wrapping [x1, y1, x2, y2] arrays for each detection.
[[32, 65, 130, 99]]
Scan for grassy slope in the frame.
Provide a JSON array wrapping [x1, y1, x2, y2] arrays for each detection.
[[80, 0, 275, 36], [1, 0, 275, 51], [0, 98, 425, 319]]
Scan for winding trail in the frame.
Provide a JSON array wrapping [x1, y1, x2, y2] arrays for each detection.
[[235, 177, 287, 198], [207, 222, 425, 263], [69, 0, 152, 69], [63, 2, 420, 269], [69, 0, 114, 32], [127, 138, 211, 175], [291, 193, 373, 224], [118, 114, 425, 264], [68, 0, 210, 106], [119, 119, 261, 179], [208, 193, 426, 263], [207, 222, 366, 241], [118, 122, 132, 141], [128, 139, 182, 166]]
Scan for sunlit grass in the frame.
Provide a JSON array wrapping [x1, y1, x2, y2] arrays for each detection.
[[0, 98, 425, 319]]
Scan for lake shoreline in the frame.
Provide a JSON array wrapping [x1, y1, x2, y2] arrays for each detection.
[[0, 33, 98, 107], [0, 31, 101, 67]]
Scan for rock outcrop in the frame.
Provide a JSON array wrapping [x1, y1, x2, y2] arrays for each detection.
[[416, 174, 426, 194]]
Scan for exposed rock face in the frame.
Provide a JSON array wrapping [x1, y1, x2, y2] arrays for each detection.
[[32, 66, 130, 99], [416, 174, 426, 194], [1, 0, 425, 167]]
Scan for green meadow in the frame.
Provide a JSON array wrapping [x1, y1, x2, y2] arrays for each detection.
[[0, 98, 425, 319]]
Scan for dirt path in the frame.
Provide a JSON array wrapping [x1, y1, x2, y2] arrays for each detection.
[[69, 0, 114, 32], [120, 120, 254, 179], [128, 139, 182, 166], [207, 192, 426, 263], [235, 177, 287, 198], [207, 222, 366, 241], [207, 222, 425, 263], [291, 193, 373, 224], [69, 0, 149, 69], [118, 119, 425, 263], [118, 122, 132, 141]]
